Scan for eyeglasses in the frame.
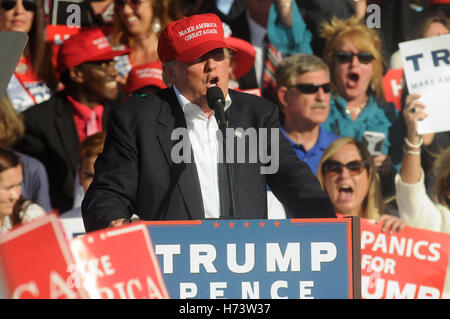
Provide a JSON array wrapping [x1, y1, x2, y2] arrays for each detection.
[[322, 160, 368, 176], [1, 0, 37, 11], [335, 51, 374, 64], [114, 0, 148, 8], [288, 83, 331, 94]]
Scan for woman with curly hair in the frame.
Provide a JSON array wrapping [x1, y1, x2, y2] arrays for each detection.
[[0, 147, 45, 233], [320, 16, 398, 158]]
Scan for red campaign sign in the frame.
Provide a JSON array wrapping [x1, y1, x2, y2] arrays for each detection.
[[69, 222, 169, 299], [0, 213, 83, 299], [360, 218, 450, 299], [382, 68, 404, 111]]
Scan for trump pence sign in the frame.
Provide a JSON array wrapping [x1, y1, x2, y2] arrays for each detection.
[[146, 218, 360, 299]]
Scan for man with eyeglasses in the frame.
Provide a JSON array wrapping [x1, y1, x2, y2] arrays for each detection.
[[275, 53, 338, 175], [82, 13, 336, 232], [16, 29, 129, 214]]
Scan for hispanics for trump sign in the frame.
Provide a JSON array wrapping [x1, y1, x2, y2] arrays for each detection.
[[146, 218, 360, 299], [360, 218, 450, 299]]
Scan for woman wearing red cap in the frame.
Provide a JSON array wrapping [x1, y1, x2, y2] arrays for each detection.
[[109, 0, 183, 83], [0, 0, 58, 112]]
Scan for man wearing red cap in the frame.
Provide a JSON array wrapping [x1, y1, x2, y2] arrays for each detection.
[[82, 13, 335, 231], [16, 29, 128, 214], [125, 61, 166, 98]]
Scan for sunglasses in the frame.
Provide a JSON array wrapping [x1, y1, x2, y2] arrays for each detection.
[[335, 51, 374, 64], [288, 83, 331, 94], [1, 0, 37, 11], [322, 160, 368, 176], [81, 60, 116, 71], [114, 0, 147, 7]]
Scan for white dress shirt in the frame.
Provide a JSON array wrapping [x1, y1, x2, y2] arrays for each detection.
[[173, 86, 232, 219]]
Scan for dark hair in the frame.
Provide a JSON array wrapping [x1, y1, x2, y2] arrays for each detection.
[[0, 147, 28, 227], [79, 132, 106, 165], [27, 0, 58, 92], [432, 148, 450, 209]]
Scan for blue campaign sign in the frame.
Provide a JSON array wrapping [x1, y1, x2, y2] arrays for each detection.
[[146, 218, 359, 299]]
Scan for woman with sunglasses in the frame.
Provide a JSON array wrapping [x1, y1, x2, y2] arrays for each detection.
[[319, 16, 399, 159], [0, 147, 46, 234], [109, 0, 182, 83], [0, 0, 58, 112], [317, 137, 406, 234]]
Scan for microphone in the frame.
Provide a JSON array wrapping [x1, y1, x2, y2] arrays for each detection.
[[207, 86, 227, 129]]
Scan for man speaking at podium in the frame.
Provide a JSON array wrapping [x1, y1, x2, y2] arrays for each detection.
[[82, 13, 336, 232]]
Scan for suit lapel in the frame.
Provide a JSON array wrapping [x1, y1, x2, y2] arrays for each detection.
[[54, 97, 79, 173], [155, 88, 205, 220]]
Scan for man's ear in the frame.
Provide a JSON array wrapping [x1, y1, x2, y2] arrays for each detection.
[[277, 86, 289, 114], [69, 67, 84, 84], [162, 62, 175, 87]]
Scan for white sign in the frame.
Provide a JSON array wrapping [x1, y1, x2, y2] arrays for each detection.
[[399, 34, 450, 135]]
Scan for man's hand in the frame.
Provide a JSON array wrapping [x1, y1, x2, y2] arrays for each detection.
[[109, 218, 130, 228]]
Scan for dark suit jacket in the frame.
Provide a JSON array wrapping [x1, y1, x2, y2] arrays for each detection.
[[82, 88, 335, 232], [16, 91, 112, 213]]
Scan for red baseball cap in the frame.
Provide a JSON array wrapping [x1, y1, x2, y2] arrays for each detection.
[[125, 61, 166, 94], [157, 13, 235, 63], [57, 28, 129, 73]]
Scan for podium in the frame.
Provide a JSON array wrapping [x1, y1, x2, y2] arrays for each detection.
[[146, 217, 361, 299]]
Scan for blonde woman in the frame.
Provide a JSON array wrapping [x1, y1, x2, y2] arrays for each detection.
[[317, 137, 406, 233], [320, 16, 399, 173]]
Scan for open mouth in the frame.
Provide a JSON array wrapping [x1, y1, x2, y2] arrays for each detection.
[[338, 184, 354, 201], [207, 76, 218, 88], [126, 17, 138, 24], [347, 72, 360, 88], [105, 81, 117, 89]]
